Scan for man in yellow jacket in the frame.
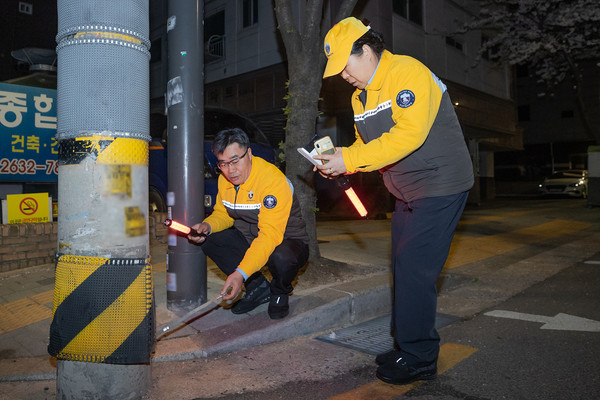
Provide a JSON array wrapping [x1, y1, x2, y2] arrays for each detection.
[[189, 128, 309, 319], [316, 17, 473, 384]]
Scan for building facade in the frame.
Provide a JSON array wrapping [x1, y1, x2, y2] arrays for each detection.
[[150, 0, 524, 203], [511, 60, 598, 176]]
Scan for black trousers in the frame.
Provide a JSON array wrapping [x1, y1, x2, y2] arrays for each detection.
[[201, 228, 309, 295], [391, 191, 469, 364]]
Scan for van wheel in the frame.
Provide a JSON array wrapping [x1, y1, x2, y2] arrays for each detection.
[[149, 187, 167, 212]]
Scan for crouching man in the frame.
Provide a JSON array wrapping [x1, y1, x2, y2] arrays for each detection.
[[188, 128, 309, 319]]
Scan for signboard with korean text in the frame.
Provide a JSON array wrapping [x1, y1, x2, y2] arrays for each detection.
[[4, 192, 51, 224], [0, 82, 58, 182]]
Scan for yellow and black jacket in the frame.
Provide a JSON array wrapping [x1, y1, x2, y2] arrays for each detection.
[[204, 156, 308, 278], [342, 50, 473, 202]]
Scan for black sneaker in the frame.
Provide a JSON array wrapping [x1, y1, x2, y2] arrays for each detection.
[[376, 356, 437, 385], [268, 294, 289, 319], [375, 349, 401, 365], [231, 275, 271, 314]]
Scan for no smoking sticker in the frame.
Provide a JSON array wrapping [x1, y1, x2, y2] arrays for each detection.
[[6, 193, 50, 223], [19, 197, 38, 215]]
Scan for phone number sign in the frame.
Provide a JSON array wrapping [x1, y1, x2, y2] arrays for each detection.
[[0, 82, 58, 182]]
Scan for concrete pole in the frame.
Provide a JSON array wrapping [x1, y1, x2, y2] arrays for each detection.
[[50, 1, 153, 398], [165, 0, 207, 312]]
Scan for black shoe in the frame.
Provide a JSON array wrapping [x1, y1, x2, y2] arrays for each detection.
[[268, 294, 289, 319], [375, 349, 401, 365], [376, 356, 437, 385], [231, 275, 270, 314]]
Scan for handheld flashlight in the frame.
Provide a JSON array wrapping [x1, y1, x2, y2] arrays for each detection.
[[164, 219, 206, 237]]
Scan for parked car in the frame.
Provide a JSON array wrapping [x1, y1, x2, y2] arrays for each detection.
[[149, 107, 277, 214], [538, 169, 588, 198]]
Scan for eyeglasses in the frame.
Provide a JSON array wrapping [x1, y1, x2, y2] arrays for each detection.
[[216, 148, 248, 169]]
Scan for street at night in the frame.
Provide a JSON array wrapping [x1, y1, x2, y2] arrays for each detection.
[[2, 197, 599, 399], [1, 2, 599, 397]]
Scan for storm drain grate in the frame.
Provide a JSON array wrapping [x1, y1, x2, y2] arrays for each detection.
[[315, 313, 460, 355]]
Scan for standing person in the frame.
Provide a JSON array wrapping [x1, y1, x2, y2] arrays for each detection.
[[316, 17, 474, 384], [188, 128, 309, 320]]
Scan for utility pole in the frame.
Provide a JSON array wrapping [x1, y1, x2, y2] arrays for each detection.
[[165, 0, 207, 312], [49, 1, 153, 398]]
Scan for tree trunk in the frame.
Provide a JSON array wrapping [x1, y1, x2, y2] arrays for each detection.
[[285, 69, 323, 260], [273, 0, 359, 261]]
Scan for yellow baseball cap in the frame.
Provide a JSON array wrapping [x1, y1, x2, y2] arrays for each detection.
[[323, 17, 370, 78]]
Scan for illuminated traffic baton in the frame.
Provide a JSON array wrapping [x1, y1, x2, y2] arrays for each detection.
[[164, 219, 206, 237], [337, 176, 368, 218]]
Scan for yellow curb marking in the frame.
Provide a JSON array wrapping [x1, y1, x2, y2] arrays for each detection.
[[318, 209, 553, 242], [0, 295, 53, 334], [0, 260, 217, 334], [319, 219, 590, 271], [327, 343, 478, 400], [29, 290, 54, 306], [457, 208, 554, 226], [445, 219, 591, 269], [319, 231, 389, 242]]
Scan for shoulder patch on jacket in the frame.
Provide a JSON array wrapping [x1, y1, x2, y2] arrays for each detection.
[[263, 195, 277, 209], [396, 90, 415, 108]]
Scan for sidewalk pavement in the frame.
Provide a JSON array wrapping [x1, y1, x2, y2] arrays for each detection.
[[2, 199, 599, 386], [0, 218, 394, 382]]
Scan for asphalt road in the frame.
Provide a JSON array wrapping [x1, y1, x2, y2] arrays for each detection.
[[151, 197, 600, 400], [405, 259, 600, 400], [181, 261, 600, 400]]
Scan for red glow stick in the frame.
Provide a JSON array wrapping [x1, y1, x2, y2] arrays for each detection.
[[344, 187, 368, 217], [164, 219, 205, 237], [337, 176, 368, 218]]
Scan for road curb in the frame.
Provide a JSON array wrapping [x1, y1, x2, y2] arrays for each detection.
[[153, 273, 392, 362]]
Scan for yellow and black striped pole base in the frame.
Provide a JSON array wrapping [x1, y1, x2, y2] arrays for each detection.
[[48, 255, 154, 364]]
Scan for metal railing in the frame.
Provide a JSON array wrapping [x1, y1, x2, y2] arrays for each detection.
[[206, 35, 224, 61]]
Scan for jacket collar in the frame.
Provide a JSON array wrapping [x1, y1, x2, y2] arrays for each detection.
[[364, 49, 393, 91]]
